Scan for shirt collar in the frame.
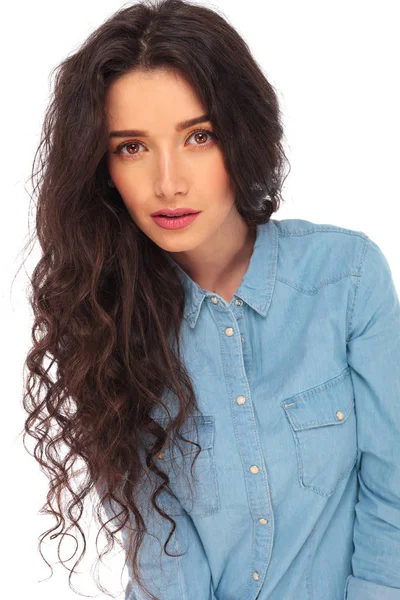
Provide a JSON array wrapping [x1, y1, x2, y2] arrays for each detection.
[[162, 218, 279, 329]]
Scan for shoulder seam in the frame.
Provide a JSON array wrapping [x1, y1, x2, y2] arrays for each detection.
[[346, 236, 371, 342]]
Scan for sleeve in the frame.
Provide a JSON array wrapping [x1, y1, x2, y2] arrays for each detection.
[[96, 461, 217, 600], [344, 235, 400, 600]]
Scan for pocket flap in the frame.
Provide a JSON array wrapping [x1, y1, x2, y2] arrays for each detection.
[[156, 415, 214, 460], [281, 367, 354, 431]]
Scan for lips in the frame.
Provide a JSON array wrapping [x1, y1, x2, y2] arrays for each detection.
[[160, 212, 194, 217], [150, 207, 200, 217], [151, 211, 201, 229]]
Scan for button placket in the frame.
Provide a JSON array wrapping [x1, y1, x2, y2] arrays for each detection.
[[216, 304, 272, 594]]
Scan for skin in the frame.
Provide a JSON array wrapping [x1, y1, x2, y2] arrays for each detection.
[[106, 67, 256, 302]]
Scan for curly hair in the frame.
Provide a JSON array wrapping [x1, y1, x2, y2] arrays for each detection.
[[20, 0, 290, 598]]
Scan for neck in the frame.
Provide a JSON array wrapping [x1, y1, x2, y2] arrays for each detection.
[[168, 209, 257, 294]]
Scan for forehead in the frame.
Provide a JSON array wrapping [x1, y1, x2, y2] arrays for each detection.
[[105, 68, 206, 133]]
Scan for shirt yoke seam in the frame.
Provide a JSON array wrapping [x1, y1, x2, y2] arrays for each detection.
[[276, 225, 368, 239], [276, 271, 361, 295]]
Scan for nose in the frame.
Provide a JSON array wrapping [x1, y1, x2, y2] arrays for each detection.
[[154, 150, 188, 198]]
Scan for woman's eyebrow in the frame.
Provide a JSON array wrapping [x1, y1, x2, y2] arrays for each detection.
[[109, 113, 211, 138]]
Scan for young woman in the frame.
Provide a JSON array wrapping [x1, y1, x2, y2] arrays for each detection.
[[22, 1, 400, 599]]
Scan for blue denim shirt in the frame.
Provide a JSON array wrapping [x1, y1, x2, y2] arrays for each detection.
[[104, 218, 400, 600]]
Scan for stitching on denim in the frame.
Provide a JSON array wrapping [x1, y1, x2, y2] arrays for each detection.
[[343, 574, 352, 599], [288, 397, 353, 429], [276, 271, 360, 295], [219, 314, 256, 517], [186, 219, 279, 322], [160, 420, 220, 517], [305, 424, 357, 496], [262, 220, 279, 315], [305, 449, 358, 498], [216, 305, 275, 594], [296, 442, 357, 498], [228, 329, 265, 514], [347, 236, 370, 342], [281, 366, 350, 405], [281, 367, 357, 496], [284, 406, 306, 493], [185, 224, 368, 323], [218, 310, 256, 585], [277, 225, 368, 239], [184, 286, 206, 323], [237, 309, 255, 387]]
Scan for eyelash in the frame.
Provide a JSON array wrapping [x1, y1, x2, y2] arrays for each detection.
[[112, 128, 217, 158]]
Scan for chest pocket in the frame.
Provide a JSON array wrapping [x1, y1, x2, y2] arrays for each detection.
[[155, 415, 221, 517], [281, 366, 358, 497]]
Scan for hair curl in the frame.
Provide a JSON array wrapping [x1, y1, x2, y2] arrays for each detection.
[[20, 0, 290, 598]]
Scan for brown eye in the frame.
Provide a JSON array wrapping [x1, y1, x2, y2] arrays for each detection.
[[194, 132, 207, 143], [113, 141, 145, 156], [112, 128, 216, 159], [125, 143, 140, 154], [186, 129, 216, 147]]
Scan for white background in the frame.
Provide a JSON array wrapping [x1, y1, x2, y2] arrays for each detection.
[[1, 1, 399, 599]]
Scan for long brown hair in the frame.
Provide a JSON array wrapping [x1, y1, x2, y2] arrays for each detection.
[[20, 0, 290, 598]]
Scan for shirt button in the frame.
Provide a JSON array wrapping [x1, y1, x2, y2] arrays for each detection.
[[336, 410, 344, 420], [253, 571, 259, 581], [235, 299, 243, 306], [225, 327, 234, 336], [259, 517, 268, 525], [211, 296, 219, 304], [236, 395, 246, 405], [158, 451, 164, 459], [250, 465, 259, 474], [241, 336, 244, 342]]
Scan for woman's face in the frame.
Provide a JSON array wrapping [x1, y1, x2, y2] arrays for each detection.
[[105, 68, 238, 253]]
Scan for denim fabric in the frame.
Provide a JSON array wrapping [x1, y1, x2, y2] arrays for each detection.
[[107, 218, 400, 600]]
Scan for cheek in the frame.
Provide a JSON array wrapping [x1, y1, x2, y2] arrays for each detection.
[[107, 161, 145, 211], [108, 161, 141, 193], [109, 174, 146, 218], [115, 178, 142, 201], [203, 153, 231, 193]]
